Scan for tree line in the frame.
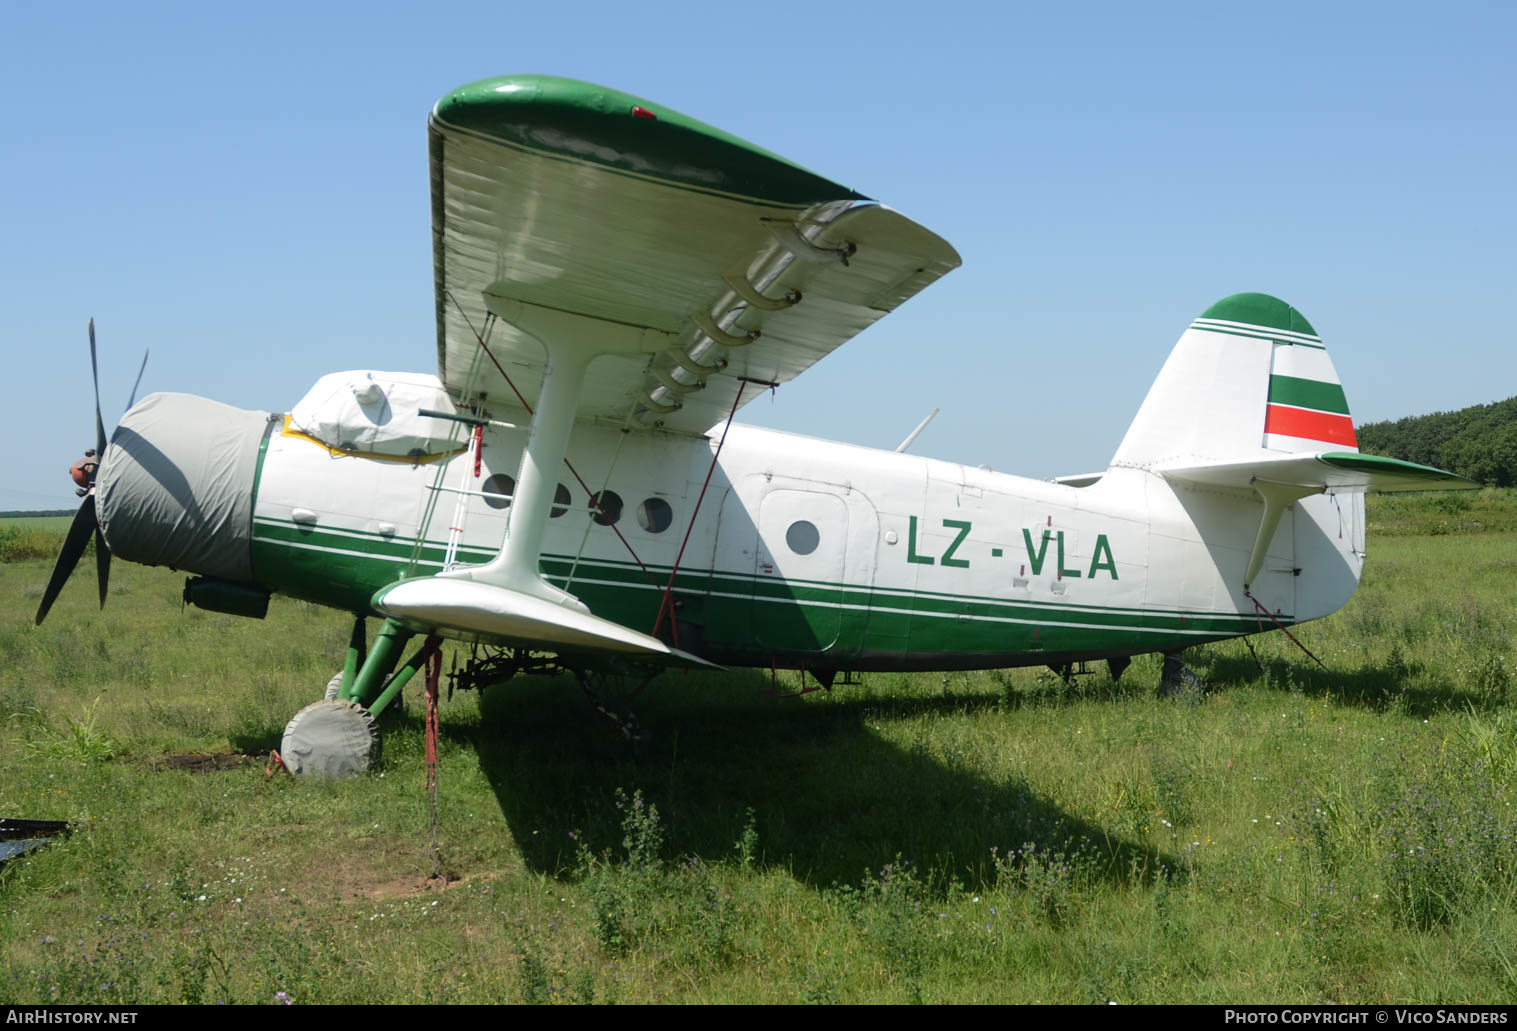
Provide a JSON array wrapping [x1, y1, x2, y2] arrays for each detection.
[[1358, 396, 1517, 487]]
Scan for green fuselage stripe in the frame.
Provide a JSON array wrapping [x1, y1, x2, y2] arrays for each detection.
[[249, 520, 1287, 665]]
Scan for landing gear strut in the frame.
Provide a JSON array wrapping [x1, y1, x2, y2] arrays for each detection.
[[574, 669, 651, 746]]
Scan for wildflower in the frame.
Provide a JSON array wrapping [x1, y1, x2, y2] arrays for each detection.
[[274, 991, 293, 1005]]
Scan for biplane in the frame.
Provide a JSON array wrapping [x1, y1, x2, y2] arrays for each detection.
[[38, 75, 1475, 775]]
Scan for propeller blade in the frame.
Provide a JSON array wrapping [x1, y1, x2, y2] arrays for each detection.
[[89, 319, 107, 459], [95, 525, 111, 609], [35, 495, 99, 626], [125, 349, 149, 411]]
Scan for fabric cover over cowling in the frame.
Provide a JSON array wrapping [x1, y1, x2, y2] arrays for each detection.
[[289, 371, 460, 457], [96, 392, 271, 581]]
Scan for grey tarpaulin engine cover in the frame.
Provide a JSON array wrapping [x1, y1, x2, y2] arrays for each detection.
[[96, 392, 271, 581]]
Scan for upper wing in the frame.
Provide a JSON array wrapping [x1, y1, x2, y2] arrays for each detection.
[[429, 75, 961, 434], [1157, 451, 1479, 493]]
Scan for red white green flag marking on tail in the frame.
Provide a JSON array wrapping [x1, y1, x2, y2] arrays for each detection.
[[1188, 293, 1358, 453], [1264, 345, 1357, 450]]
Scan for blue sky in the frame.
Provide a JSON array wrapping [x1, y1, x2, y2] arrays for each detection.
[[4, 0, 1514, 509]]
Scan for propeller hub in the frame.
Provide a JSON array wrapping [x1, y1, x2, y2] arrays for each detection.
[[69, 451, 99, 490]]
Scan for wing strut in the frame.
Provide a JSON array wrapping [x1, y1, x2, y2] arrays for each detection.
[[443, 291, 661, 584], [377, 293, 710, 664], [440, 295, 670, 604]]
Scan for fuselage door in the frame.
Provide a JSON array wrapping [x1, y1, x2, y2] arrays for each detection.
[[753, 489, 848, 652]]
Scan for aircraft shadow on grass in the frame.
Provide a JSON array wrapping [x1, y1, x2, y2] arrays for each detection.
[[413, 669, 1181, 893], [1201, 652, 1499, 718]]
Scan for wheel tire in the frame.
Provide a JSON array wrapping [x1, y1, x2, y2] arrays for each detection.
[[280, 699, 380, 778]]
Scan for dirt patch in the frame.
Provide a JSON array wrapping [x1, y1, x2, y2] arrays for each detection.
[[148, 752, 252, 773], [359, 871, 488, 900]]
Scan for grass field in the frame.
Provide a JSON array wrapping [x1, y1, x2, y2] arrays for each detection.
[[1, 497, 1514, 1004]]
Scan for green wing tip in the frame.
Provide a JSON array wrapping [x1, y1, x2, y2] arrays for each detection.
[[431, 74, 869, 205], [1320, 452, 1481, 489], [1200, 293, 1318, 338]]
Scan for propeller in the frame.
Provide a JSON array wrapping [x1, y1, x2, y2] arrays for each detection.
[[35, 320, 147, 626]]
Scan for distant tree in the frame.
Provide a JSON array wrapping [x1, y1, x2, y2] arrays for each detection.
[[1358, 397, 1517, 486]]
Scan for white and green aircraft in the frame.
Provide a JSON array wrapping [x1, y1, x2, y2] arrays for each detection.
[[38, 75, 1475, 776]]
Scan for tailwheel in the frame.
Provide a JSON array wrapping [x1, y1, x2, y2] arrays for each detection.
[[280, 699, 381, 778], [1160, 651, 1204, 700]]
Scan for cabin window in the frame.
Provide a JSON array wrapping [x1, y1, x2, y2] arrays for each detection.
[[786, 520, 820, 555], [637, 497, 673, 533], [549, 483, 571, 518], [480, 473, 514, 510], [591, 490, 624, 526]]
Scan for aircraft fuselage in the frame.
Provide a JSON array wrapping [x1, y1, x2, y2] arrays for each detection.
[[242, 407, 1364, 674]]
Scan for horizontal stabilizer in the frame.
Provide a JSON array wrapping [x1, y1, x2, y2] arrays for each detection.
[[372, 578, 720, 669], [1157, 451, 1478, 494], [1049, 471, 1104, 488]]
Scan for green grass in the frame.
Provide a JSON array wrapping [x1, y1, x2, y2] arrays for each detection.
[[2, 496, 1515, 1003], [1368, 487, 1517, 537]]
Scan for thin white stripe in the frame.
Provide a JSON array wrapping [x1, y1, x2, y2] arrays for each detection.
[[1192, 317, 1321, 343]]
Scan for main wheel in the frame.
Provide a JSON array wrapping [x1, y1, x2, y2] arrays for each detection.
[[280, 699, 380, 778]]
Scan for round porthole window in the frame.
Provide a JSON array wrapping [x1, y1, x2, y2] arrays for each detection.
[[480, 473, 515, 510], [638, 497, 673, 533], [549, 483, 571, 518], [590, 490, 624, 526], [786, 520, 820, 555]]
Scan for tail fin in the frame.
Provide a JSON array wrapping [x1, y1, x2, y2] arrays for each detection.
[[1113, 292, 1475, 622], [1111, 292, 1356, 470]]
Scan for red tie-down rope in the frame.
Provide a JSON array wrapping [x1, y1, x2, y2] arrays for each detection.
[[423, 635, 444, 878], [1244, 589, 1325, 669], [651, 382, 748, 648]]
